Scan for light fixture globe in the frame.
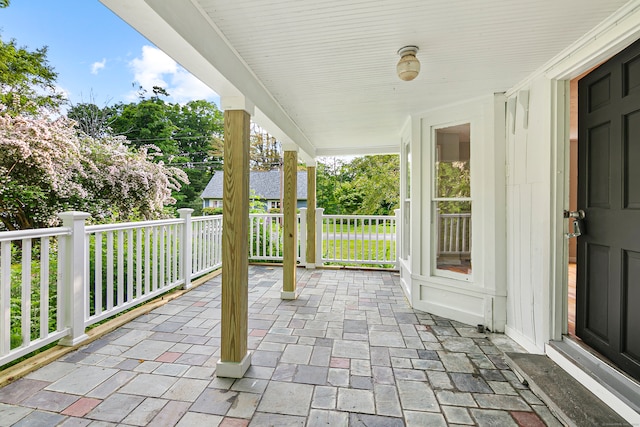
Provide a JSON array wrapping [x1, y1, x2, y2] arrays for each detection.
[[396, 45, 420, 81]]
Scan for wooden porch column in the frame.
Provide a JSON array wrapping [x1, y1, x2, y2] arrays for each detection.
[[217, 103, 252, 378], [282, 146, 298, 299], [305, 162, 317, 268]]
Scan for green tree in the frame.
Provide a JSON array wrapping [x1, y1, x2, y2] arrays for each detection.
[[316, 158, 345, 214], [250, 123, 281, 171], [317, 155, 400, 215], [436, 161, 471, 213], [67, 101, 115, 138], [167, 100, 224, 213], [109, 98, 178, 160], [103, 96, 224, 215], [345, 155, 400, 215], [0, 38, 64, 116]]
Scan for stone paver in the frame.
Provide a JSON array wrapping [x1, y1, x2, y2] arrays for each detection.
[[0, 266, 561, 426]]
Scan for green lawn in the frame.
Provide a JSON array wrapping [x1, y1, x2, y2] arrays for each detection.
[[321, 221, 395, 236]]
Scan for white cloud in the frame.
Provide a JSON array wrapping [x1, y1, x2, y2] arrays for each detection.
[[91, 58, 107, 75], [128, 45, 217, 103]]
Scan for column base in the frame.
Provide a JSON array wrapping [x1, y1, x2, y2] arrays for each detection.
[[216, 352, 252, 378], [305, 263, 316, 269], [281, 290, 299, 300]]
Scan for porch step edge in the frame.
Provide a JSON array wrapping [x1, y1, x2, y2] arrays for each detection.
[[504, 352, 631, 427], [548, 338, 640, 414]]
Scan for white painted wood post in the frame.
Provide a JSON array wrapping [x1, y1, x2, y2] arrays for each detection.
[[316, 208, 324, 266], [178, 208, 194, 289], [394, 209, 401, 269], [298, 208, 307, 267], [58, 211, 90, 346]]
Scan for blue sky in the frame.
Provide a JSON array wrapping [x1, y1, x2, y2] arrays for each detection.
[[0, 0, 219, 107]]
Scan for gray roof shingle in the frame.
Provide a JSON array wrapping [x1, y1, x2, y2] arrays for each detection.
[[201, 170, 307, 200]]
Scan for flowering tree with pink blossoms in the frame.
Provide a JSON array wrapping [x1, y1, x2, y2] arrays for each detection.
[[0, 112, 188, 230]]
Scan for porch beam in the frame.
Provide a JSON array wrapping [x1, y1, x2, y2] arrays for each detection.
[[282, 148, 298, 299], [306, 162, 317, 268], [217, 107, 251, 378]]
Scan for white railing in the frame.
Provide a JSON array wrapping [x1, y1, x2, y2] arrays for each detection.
[[316, 209, 399, 267], [0, 226, 71, 367], [248, 213, 304, 262], [0, 208, 399, 368], [248, 213, 284, 261], [437, 212, 471, 255], [0, 209, 207, 367], [85, 218, 185, 327], [192, 215, 223, 278]]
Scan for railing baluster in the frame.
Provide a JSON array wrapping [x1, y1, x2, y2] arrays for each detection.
[[262, 217, 267, 258], [375, 218, 380, 261], [159, 226, 165, 289], [106, 231, 114, 310], [21, 238, 32, 346], [198, 221, 204, 273], [145, 227, 151, 295], [153, 227, 159, 291], [360, 218, 364, 262], [1, 241, 11, 355], [56, 237, 65, 332], [367, 217, 372, 261], [94, 233, 102, 315], [205, 221, 211, 272], [136, 228, 142, 299], [164, 226, 171, 286], [40, 237, 50, 339], [332, 218, 336, 261], [127, 230, 134, 302], [117, 230, 124, 306], [174, 224, 179, 284]]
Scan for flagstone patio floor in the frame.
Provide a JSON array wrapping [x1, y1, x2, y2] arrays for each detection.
[[0, 266, 561, 426]]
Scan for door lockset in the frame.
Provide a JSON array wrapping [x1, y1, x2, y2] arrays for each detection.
[[564, 210, 585, 238]]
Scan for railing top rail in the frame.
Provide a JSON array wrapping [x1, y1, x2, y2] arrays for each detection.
[[86, 218, 183, 233], [439, 213, 472, 218], [192, 215, 223, 222], [249, 213, 284, 217], [0, 226, 71, 242], [321, 214, 397, 220]]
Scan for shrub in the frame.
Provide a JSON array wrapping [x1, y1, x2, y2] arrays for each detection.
[[202, 207, 223, 216]]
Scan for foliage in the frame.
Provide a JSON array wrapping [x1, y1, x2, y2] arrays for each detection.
[[0, 37, 64, 116], [346, 155, 400, 215], [316, 158, 345, 214], [249, 189, 267, 213], [0, 113, 188, 230], [436, 161, 471, 213], [108, 98, 178, 159], [67, 101, 115, 138], [88, 97, 224, 215], [202, 207, 223, 216], [250, 123, 281, 171], [316, 155, 400, 215], [168, 100, 224, 214]]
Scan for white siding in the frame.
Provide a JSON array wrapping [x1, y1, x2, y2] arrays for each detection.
[[505, 77, 554, 353]]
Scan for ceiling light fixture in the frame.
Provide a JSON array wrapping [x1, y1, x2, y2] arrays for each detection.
[[396, 45, 420, 81]]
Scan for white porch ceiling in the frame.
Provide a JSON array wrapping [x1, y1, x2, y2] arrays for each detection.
[[100, 0, 630, 158]]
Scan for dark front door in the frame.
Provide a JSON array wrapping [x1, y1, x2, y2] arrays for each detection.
[[577, 38, 640, 382]]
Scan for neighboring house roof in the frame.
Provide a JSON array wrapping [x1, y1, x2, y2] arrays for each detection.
[[201, 170, 307, 200]]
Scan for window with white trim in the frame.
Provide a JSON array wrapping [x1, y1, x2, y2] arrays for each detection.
[[433, 123, 471, 276]]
